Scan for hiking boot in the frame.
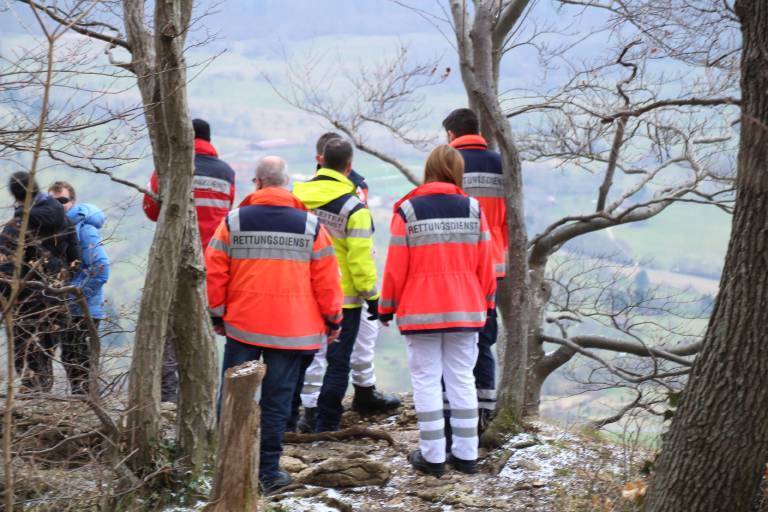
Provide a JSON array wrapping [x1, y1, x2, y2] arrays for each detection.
[[351, 385, 401, 414], [297, 407, 317, 433], [407, 450, 445, 477], [260, 470, 293, 496], [447, 453, 479, 474]]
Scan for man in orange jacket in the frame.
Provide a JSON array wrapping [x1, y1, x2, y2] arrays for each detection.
[[205, 156, 342, 495], [444, 109, 509, 430]]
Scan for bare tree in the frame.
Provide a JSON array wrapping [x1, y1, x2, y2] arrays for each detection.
[[643, 0, 768, 508]]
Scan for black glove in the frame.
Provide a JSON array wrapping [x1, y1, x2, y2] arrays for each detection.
[[366, 298, 379, 320], [211, 316, 224, 328], [379, 312, 394, 324]]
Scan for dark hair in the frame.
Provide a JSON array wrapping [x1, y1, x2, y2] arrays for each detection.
[[9, 171, 39, 201], [442, 108, 479, 137], [315, 132, 342, 156], [192, 118, 211, 141], [323, 138, 353, 172], [48, 180, 76, 201]]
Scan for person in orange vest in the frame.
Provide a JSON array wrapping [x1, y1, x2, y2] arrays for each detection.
[[205, 156, 342, 495], [380, 145, 496, 476], [142, 118, 236, 403], [443, 108, 508, 429]]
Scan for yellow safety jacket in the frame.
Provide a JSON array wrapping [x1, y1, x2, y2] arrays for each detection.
[[294, 168, 379, 309]]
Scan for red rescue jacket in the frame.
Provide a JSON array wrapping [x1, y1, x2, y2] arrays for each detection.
[[380, 182, 496, 334], [205, 187, 343, 350], [450, 135, 508, 278], [143, 139, 236, 248]]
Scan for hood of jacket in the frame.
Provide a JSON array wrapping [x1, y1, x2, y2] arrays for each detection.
[[195, 138, 218, 157], [67, 203, 105, 229], [293, 168, 356, 209], [393, 181, 467, 212], [239, 186, 307, 210]]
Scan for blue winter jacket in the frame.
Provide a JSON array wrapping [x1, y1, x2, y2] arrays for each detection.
[[67, 203, 110, 319]]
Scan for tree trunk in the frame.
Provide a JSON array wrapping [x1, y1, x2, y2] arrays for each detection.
[[643, 2, 768, 509], [172, 207, 217, 473], [523, 262, 551, 415], [124, 0, 197, 471], [206, 360, 266, 512]]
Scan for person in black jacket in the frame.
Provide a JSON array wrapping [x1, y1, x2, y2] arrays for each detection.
[[0, 171, 80, 392]]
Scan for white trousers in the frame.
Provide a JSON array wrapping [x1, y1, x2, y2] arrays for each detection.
[[300, 303, 378, 408], [405, 331, 479, 463]]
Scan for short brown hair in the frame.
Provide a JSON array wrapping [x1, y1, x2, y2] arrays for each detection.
[[424, 145, 464, 187], [315, 132, 342, 156], [48, 180, 76, 201]]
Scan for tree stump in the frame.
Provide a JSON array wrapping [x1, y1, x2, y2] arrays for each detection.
[[205, 360, 266, 512]]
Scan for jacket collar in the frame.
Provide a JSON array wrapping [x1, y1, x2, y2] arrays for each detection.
[[195, 138, 218, 157], [239, 187, 307, 210], [393, 181, 466, 211], [315, 167, 355, 188], [450, 134, 488, 150]]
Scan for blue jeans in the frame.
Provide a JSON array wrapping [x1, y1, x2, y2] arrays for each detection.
[[315, 307, 362, 432], [474, 282, 500, 411], [218, 337, 310, 483]]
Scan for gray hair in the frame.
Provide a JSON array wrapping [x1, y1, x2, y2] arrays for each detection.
[[255, 156, 288, 188]]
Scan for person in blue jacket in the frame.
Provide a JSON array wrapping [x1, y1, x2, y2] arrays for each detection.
[[49, 181, 110, 395]]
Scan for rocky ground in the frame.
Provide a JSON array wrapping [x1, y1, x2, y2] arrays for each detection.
[[258, 395, 648, 512]]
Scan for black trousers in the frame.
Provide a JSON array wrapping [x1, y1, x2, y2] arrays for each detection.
[[59, 317, 101, 395]]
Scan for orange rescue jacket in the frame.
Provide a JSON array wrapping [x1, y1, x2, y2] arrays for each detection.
[[380, 182, 497, 334], [205, 187, 343, 350]]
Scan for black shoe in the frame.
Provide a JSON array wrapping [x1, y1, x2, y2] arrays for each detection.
[[447, 453, 478, 474], [351, 385, 402, 414], [408, 450, 445, 477], [297, 407, 317, 434], [260, 470, 293, 496]]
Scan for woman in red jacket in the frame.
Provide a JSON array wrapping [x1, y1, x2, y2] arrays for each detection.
[[380, 145, 496, 476]]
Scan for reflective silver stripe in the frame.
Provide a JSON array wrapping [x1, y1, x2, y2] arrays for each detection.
[[389, 235, 407, 246], [312, 245, 336, 259], [465, 187, 505, 198], [463, 172, 504, 193], [225, 322, 324, 347], [451, 409, 478, 420], [477, 389, 497, 399], [359, 287, 378, 299], [480, 231, 491, 242], [344, 296, 363, 306], [230, 248, 312, 261], [193, 175, 232, 194], [479, 402, 496, 410], [416, 410, 444, 422], [209, 305, 225, 316], [195, 197, 231, 209], [408, 233, 481, 247], [305, 213, 319, 236], [339, 196, 361, 218], [302, 384, 321, 393], [325, 312, 343, 323], [452, 426, 478, 438], [208, 237, 229, 254], [398, 311, 486, 325], [351, 362, 373, 372], [347, 228, 372, 238], [419, 428, 445, 441], [314, 209, 347, 238], [469, 197, 481, 219], [227, 209, 240, 232], [495, 263, 506, 273], [380, 298, 396, 309], [399, 200, 417, 223]]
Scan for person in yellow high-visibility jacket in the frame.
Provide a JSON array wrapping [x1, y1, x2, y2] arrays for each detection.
[[293, 138, 379, 432]]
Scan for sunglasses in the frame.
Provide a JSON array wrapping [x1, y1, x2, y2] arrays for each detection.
[[55, 197, 71, 205]]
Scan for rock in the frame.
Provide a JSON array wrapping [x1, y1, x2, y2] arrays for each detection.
[[516, 459, 541, 472], [297, 457, 391, 487], [280, 455, 307, 473], [532, 480, 546, 488]]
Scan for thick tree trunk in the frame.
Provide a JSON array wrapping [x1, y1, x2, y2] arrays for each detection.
[[206, 360, 266, 512], [643, 2, 768, 509], [124, 0, 197, 471], [523, 262, 551, 415], [172, 209, 217, 472]]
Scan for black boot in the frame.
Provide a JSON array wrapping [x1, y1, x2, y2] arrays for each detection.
[[408, 450, 445, 477], [351, 385, 401, 414], [447, 453, 478, 474], [260, 470, 293, 496], [297, 407, 317, 433]]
